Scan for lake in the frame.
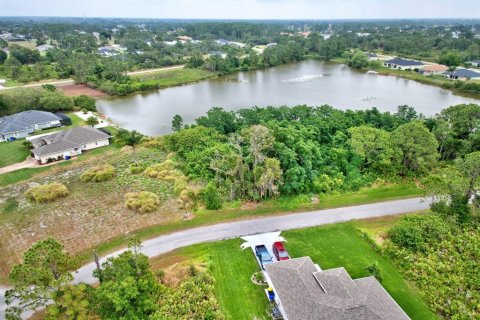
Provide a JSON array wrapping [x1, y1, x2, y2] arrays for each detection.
[[97, 60, 480, 136]]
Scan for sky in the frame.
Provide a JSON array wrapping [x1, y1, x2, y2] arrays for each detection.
[[0, 0, 479, 20]]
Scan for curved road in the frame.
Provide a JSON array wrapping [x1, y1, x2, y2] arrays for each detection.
[[1, 197, 430, 319]]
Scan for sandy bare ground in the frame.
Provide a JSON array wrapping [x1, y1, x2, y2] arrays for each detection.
[[57, 84, 107, 97]]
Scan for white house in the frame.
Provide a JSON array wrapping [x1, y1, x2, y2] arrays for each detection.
[[444, 69, 480, 81], [383, 57, 424, 70], [30, 126, 111, 164]]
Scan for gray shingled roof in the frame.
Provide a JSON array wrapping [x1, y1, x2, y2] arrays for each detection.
[[265, 257, 410, 320], [385, 57, 423, 67], [32, 126, 110, 157], [0, 110, 62, 134], [445, 68, 480, 78]]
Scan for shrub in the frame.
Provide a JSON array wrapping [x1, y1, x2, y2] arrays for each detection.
[[365, 261, 382, 282], [125, 191, 160, 213], [388, 214, 450, 252], [81, 165, 115, 182], [202, 182, 222, 210], [129, 164, 145, 175], [25, 183, 69, 203]]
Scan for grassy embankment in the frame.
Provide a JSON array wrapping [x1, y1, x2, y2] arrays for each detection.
[[75, 180, 423, 264], [150, 216, 438, 320], [0, 112, 85, 169], [130, 67, 218, 86]]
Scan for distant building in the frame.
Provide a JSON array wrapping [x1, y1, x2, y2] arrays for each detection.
[[366, 53, 378, 61], [421, 64, 449, 76], [215, 39, 229, 45], [0, 111, 70, 142], [30, 126, 111, 164], [265, 257, 410, 320], [266, 43, 277, 48], [97, 45, 126, 57], [356, 32, 371, 37], [383, 57, 424, 70], [228, 41, 246, 48], [208, 51, 227, 59], [36, 44, 55, 52], [470, 60, 480, 67], [177, 35, 192, 42], [163, 41, 178, 46], [444, 69, 480, 81]]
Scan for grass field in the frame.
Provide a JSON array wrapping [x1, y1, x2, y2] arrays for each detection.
[[132, 68, 218, 88], [151, 219, 438, 320], [0, 140, 30, 167]]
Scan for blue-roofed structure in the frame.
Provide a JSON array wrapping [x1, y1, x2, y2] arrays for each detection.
[[0, 111, 70, 142], [444, 68, 480, 80], [383, 57, 424, 70]]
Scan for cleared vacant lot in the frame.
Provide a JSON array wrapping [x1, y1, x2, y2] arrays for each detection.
[[151, 218, 438, 320]]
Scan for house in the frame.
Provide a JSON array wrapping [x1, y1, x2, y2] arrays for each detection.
[[444, 69, 480, 80], [177, 35, 192, 42], [30, 126, 111, 164], [383, 57, 424, 70], [228, 41, 246, 48], [266, 43, 278, 48], [470, 60, 480, 67], [215, 39, 229, 45], [97, 45, 126, 57], [265, 257, 410, 320], [36, 44, 55, 52], [421, 64, 449, 76], [0, 111, 70, 142], [208, 51, 227, 59], [366, 53, 378, 61]]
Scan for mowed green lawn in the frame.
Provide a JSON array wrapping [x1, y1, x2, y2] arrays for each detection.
[[152, 220, 437, 320], [155, 240, 269, 320], [0, 139, 30, 167], [283, 222, 439, 320]]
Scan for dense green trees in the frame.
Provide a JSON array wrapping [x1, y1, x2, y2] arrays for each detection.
[[0, 88, 75, 116], [163, 104, 449, 202], [7, 239, 224, 320], [5, 238, 79, 319]]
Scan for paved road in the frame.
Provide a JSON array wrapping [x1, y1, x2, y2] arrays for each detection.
[[1, 197, 430, 319], [0, 65, 185, 91]]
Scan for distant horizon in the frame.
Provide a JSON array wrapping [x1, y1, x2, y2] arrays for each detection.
[[1, 16, 479, 22], [1, 0, 479, 20]]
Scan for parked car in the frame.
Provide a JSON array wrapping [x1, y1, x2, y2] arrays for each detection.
[[255, 245, 274, 269], [272, 241, 290, 261]]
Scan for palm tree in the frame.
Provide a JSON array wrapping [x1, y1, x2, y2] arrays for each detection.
[[117, 129, 144, 164], [86, 116, 99, 127]]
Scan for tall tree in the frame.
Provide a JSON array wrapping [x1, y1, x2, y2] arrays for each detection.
[[5, 238, 79, 319], [171, 114, 183, 132], [93, 241, 161, 320], [392, 122, 439, 175]]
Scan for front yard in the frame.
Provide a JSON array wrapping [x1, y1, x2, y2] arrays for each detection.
[[150, 218, 438, 320]]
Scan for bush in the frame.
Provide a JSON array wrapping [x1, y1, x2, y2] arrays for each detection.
[[129, 164, 145, 174], [74, 95, 96, 111], [25, 183, 69, 203], [125, 191, 160, 213], [388, 214, 450, 252], [81, 164, 115, 182], [202, 182, 222, 210]]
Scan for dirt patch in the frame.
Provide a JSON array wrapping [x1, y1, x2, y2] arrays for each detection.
[[241, 201, 259, 210], [57, 84, 107, 97]]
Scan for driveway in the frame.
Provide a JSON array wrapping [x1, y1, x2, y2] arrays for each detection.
[[2, 197, 430, 319], [0, 157, 36, 175]]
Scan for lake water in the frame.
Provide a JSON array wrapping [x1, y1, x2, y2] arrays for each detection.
[[97, 60, 480, 136]]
